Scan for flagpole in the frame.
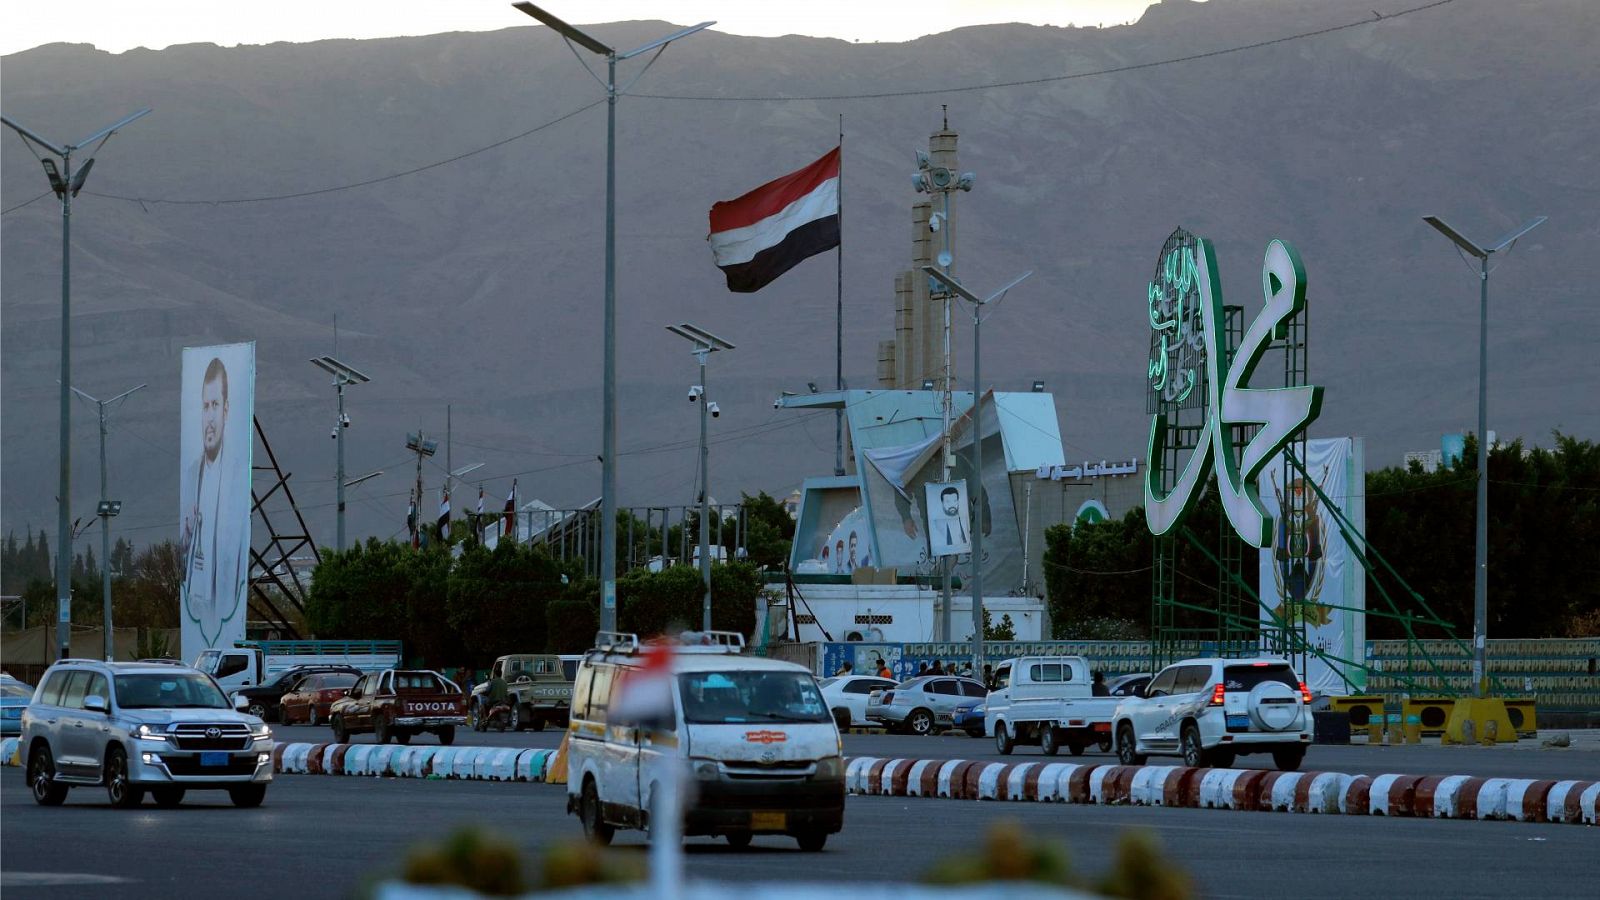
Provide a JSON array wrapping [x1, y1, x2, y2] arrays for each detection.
[[834, 114, 845, 477]]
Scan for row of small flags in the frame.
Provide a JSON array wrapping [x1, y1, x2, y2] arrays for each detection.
[[408, 479, 517, 547]]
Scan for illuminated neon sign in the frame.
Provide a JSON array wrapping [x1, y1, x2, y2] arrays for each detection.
[[1144, 232, 1323, 548]]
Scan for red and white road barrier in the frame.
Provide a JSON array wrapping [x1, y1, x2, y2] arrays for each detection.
[[269, 742, 556, 782], [838, 756, 1597, 826]]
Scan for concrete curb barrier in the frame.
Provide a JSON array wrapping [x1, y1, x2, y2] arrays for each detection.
[[836, 756, 1595, 826], [260, 741, 557, 783], [2, 737, 20, 766]]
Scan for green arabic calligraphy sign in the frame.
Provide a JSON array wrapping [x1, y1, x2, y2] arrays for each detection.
[[1144, 232, 1324, 548]]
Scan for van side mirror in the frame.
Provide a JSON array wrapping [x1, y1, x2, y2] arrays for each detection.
[[84, 695, 109, 714]]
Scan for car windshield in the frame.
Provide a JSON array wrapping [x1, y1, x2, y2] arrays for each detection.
[[2, 682, 32, 699], [1222, 664, 1299, 692], [114, 672, 230, 709], [678, 671, 830, 725], [817, 677, 839, 688]]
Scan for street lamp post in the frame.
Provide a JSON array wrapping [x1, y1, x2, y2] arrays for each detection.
[[3, 108, 151, 661], [70, 383, 146, 660], [923, 268, 1031, 671], [668, 324, 734, 632], [1422, 213, 1546, 698], [311, 357, 370, 552], [514, 3, 714, 635]]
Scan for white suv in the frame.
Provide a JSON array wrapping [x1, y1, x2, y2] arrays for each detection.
[[20, 659, 275, 808], [1111, 657, 1311, 771]]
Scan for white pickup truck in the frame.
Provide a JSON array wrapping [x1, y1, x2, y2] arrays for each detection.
[[985, 655, 1119, 756]]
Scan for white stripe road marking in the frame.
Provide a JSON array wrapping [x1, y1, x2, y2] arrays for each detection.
[[709, 177, 838, 266]]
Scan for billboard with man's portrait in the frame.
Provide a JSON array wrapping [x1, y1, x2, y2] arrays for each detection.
[[179, 342, 255, 663]]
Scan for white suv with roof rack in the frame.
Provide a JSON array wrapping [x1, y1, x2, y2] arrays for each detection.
[[1111, 657, 1312, 771], [20, 659, 274, 808], [566, 631, 845, 852]]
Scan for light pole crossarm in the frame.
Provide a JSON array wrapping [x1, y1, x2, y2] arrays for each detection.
[[1, 115, 68, 156]]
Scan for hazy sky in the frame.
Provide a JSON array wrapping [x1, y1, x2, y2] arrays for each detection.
[[0, 1, 1165, 55]]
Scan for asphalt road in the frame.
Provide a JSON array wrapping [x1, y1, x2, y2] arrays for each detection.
[[3, 773, 1590, 899], [269, 723, 1600, 782]]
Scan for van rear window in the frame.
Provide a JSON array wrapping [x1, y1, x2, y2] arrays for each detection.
[[1222, 664, 1298, 692]]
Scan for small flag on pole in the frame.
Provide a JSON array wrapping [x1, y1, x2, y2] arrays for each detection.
[[503, 479, 517, 541], [438, 487, 451, 536], [408, 490, 419, 549], [708, 147, 840, 293]]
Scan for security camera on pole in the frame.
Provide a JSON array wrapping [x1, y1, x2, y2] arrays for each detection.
[[69, 383, 147, 661], [668, 323, 735, 632]]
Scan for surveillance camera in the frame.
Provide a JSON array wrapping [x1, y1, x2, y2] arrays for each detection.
[[911, 173, 927, 193], [929, 212, 942, 233], [688, 385, 703, 401], [341, 413, 351, 427], [958, 171, 976, 192], [330, 428, 338, 440], [773, 398, 783, 409], [915, 149, 930, 170], [708, 402, 720, 418]]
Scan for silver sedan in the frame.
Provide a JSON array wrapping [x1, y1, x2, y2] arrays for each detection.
[[865, 676, 988, 735]]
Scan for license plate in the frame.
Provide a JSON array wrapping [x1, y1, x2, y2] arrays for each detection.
[[1226, 715, 1250, 730], [750, 811, 786, 831], [200, 751, 230, 767]]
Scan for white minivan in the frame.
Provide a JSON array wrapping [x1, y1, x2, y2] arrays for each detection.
[[565, 631, 845, 852]]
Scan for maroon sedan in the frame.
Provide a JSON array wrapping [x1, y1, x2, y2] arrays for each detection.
[[279, 672, 360, 726]]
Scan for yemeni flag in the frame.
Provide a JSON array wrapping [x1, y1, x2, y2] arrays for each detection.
[[709, 147, 839, 293], [408, 491, 419, 549], [437, 487, 450, 535], [503, 479, 517, 539]]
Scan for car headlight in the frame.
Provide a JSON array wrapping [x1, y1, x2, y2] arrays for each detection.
[[133, 724, 169, 741], [814, 757, 844, 780], [251, 725, 273, 741]]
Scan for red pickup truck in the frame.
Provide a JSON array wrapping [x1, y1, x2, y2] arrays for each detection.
[[328, 669, 466, 745]]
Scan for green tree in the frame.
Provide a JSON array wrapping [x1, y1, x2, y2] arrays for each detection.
[[741, 491, 797, 570]]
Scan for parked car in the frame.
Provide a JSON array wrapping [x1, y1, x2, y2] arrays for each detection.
[[986, 656, 1119, 756], [1105, 672, 1152, 699], [865, 676, 988, 735], [1112, 657, 1312, 770], [951, 700, 987, 738], [470, 654, 575, 732], [819, 675, 896, 729], [329, 669, 465, 745], [278, 671, 360, 725], [20, 659, 273, 808], [2, 675, 33, 736], [567, 631, 843, 851], [235, 665, 361, 722], [194, 640, 400, 695]]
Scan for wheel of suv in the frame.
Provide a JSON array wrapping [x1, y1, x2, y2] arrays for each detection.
[[580, 779, 614, 846], [375, 715, 393, 745], [152, 788, 185, 808], [1116, 722, 1147, 766], [1208, 748, 1236, 769], [907, 709, 934, 736], [1180, 723, 1206, 768], [994, 721, 1015, 755], [28, 744, 69, 806], [436, 725, 456, 746], [105, 747, 145, 809], [228, 784, 267, 808], [1040, 726, 1061, 756], [331, 715, 349, 744], [1272, 745, 1306, 772]]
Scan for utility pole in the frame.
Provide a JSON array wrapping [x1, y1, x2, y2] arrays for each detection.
[[406, 431, 437, 546], [70, 383, 146, 660], [924, 268, 1032, 672], [311, 357, 368, 552], [4, 108, 151, 661], [668, 324, 734, 632]]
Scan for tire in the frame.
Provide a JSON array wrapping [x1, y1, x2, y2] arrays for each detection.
[[907, 709, 934, 736], [307, 706, 319, 727], [1116, 722, 1147, 766], [436, 726, 456, 746], [28, 745, 69, 806], [247, 702, 268, 720], [580, 779, 614, 846], [375, 716, 393, 745], [1097, 737, 1113, 753], [105, 748, 145, 809], [394, 730, 412, 746], [530, 713, 545, 733], [1272, 745, 1306, 772], [1209, 748, 1237, 769], [995, 721, 1015, 756], [725, 831, 753, 849], [470, 702, 485, 732], [1180, 723, 1205, 768], [833, 708, 851, 731], [331, 715, 349, 744], [229, 784, 267, 808], [1040, 726, 1061, 757], [795, 831, 827, 852], [151, 788, 185, 808], [510, 703, 524, 732], [1068, 740, 1086, 757]]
